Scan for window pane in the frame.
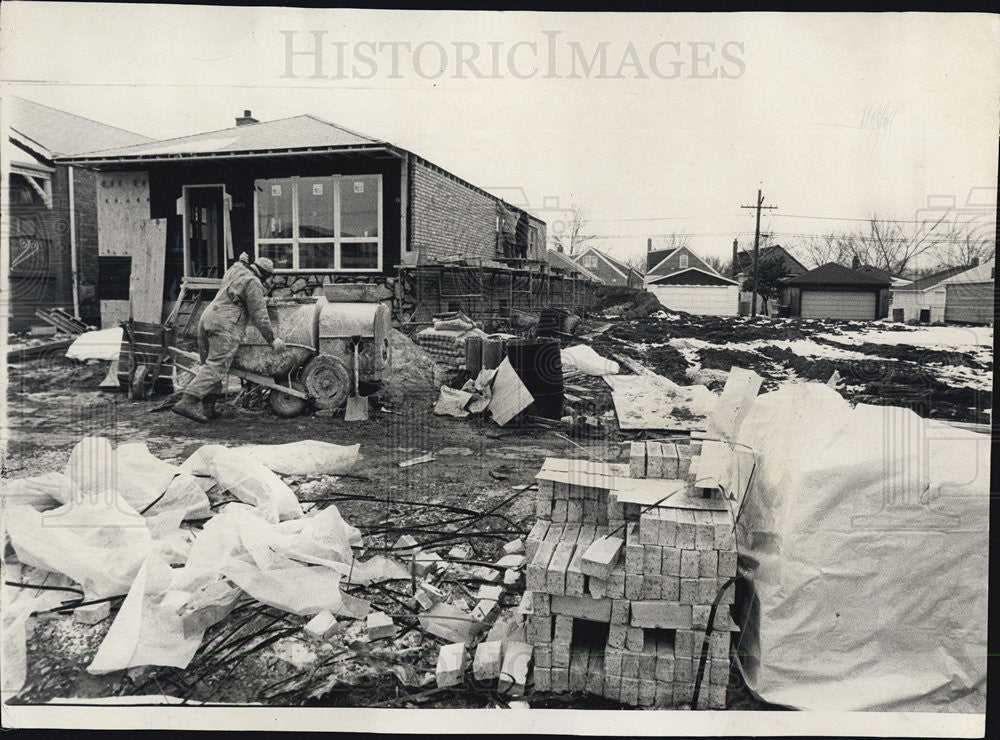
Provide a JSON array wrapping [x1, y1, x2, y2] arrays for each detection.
[[340, 242, 379, 269], [256, 179, 293, 238], [259, 243, 293, 269], [297, 177, 336, 238], [340, 176, 378, 238], [299, 242, 337, 269]]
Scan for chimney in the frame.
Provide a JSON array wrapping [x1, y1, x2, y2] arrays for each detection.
[[556, 244, 563, 253], [647, 237, 653, 253], [732, 238, 739, 277], [851, 255, 861, 269], [970, 256, 980, 267], [235, 109, 258, 127]]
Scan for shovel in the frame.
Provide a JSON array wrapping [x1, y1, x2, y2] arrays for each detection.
[[344, 341, 369, 421]]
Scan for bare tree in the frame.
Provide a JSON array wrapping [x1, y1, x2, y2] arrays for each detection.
[[703, 254, 730, 275], [836, 212, 956, 275], [648, 231, 691, 252], [798, 232, 851, 268], [621, 252, 647, 276], [550, 204, 597, 256], [933, 227, 996, 269]]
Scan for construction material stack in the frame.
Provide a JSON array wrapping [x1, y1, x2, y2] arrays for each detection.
[[524, 441, 738, 709]]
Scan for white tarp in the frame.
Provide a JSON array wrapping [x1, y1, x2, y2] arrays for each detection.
[[65, 328, 122, 362], [560, 345, 620, 376], [734, 383, 988, 712]]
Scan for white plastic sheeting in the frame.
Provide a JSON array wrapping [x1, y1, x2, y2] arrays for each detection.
[[734, 383, 988, 712], [65, 327, 122, 362], [560, 345, 620, 376], [239, 441, 360, 477]]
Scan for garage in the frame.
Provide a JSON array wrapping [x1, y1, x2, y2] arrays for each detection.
[[784, 262, 891, 321], [801, 290, 876, 320], [945, 281, 994, 324], [645, 267, 739, 316]]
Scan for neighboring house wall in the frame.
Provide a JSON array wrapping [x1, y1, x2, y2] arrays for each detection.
[[408, 159, 499, 263], [945, 282, 994, 324], [576, 248, 638, 287], [648, 284, 738, 316], [891, 288, 947, 323]]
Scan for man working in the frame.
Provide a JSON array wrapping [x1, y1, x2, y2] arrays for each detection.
[[173, 256, 286, 423]]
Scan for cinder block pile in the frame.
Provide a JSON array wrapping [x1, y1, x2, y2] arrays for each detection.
[[524, 444, 738, 709]]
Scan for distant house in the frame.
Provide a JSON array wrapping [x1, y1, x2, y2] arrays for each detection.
[[545, 248, 602, 282], [854, 263, 913, 288], [889, 264, 972, 323], [733, 244, 807, 279], [8, 97, 153, 331], [571, 247, 643, 288], [938, 257, 995, 325], [644, 244, 739, 316], [782, 262, 892, 320], [57, 110, 547, 328]]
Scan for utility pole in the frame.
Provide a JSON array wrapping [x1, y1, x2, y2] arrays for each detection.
[[741, 189, 778, 317]]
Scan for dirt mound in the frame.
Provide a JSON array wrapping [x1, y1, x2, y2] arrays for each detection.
[[378, 329, 439, 404]]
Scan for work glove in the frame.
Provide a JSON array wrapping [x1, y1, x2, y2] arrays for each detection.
[[271, 337, 286, 353]]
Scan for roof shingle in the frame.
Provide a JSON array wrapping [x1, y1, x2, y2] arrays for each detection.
[[11, 96, 153, 157], [785, 262, 892, 287]]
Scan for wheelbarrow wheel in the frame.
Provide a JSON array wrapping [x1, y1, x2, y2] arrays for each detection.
[[301, 355, 351, 410], [269, 381, 308, 418]]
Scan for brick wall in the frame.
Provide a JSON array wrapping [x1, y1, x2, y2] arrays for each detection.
[[408, 159, 500, 262]]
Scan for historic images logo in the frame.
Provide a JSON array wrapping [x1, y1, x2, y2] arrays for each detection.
[[280, 31, 746, 81]]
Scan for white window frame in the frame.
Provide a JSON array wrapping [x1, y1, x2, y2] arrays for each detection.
[[253, 174, 383, 273]]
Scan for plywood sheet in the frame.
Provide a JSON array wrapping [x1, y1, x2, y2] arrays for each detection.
[[97, 172, 166, 324], [610, 477, 728, 511], [604, 374, 713, 431]]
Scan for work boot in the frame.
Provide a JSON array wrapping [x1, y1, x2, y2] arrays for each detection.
[[172, 393, 210, 423], [202, 394, 221, 420]]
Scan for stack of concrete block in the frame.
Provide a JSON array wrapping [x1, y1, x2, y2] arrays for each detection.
[[525, 454, 738, 709]]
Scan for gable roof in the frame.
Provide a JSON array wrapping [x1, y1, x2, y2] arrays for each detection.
[[647, 244, 724, 280], [646, 246, 679, 272], [646, 266, 738, 286], [572, 247, 638, 279], [545, 249, 602, 282], [938, 257, 995, 285], [735, 244, 806, 274], [895, 264, 975, 292], [57, 113, 381, 162], [10, 96, 153, 158], [786, 262, 893, 287]]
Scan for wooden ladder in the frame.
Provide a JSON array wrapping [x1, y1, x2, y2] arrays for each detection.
[[165, 276, 222, 337]]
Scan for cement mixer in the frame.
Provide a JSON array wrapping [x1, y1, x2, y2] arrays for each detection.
[[228, 295, 392, 417]]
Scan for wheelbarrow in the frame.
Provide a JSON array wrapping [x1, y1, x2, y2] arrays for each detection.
[[172, 295, 392, 418]]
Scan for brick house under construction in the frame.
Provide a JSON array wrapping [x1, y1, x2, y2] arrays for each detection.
[[55, 110, 587, 329]]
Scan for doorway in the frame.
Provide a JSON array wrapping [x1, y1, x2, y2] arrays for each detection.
[[184, 185, 227, 277]]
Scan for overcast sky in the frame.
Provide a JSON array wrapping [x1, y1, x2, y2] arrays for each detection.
[[3, 3, 998, 269]]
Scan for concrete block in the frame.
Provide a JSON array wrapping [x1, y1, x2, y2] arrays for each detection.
[[503, 568, 520, 587], [503, 537, 525, 555], [626, 626, 645, 652], [414, 551, 443, 576], [568, 650, 589, 692], [550, 666, 569, 693], [620, 676, 640, 706], [643, 545, 662, 575], [654, 681, 673, 708], [74, 601, 111, 625], [660, 441, 682, 478], [645, 442, 664, 479], [699, 550, 718, 578], [608, 568, 626, 599], [303, 610, 338, 642], [603, 673, 621, 701], [694, 510, 715, 550], [533, 666, 551, 691], [708, 684, 727, 709], [607, 493, 624, 521], [551, 499, 568, 523], [675, 681, 695, 705], [436, 642, 467, 687], [536, 491, 553, 519], [639, 509, 659, 545], [580, 536, 624, 580], [630, 601, 693, 629], [710, 657, 729, 686], [498, 641, 532, 696], [624, 522, 643, 573], [393, 534, 420, 557], [675, 510, 696, 550], [637, 644, 657, 679], [566, 499, 583, 523], [588, 576, 607, 599], [680, 549, 700, 578], [527, 541, 557, 592], [675, 656, 693, 682], [624, 574, 643, 600], [629, 441, 646, 478], [718, 550, 737, 578], [551, 594, 613, 622], [527, 615, 552, 643], [525, 521, 549, 560], [552, 641, 571, 669], [622, 650, 640, 677], [585, 654, 605, 696], [516, 591, 533, 618], [366, 610, 397, 640], [710, 630, 730, 658], [554, 614, 573, 643], [662, 547, 681, 576], [535, 643, 552, 668], [531, 591, 550, 616], [641, 575, 662, 600], [476, 585, 503, 602], [473, 640, 503, 681], [658, 507, 677, 547], [698, 578, 718, 604], [679, 578, 698, 605], [638, 678, 656, 706], [661, 576, 680, 601], [604, 647, 623, 675], [610, 599, 630, 624], [553, 480, 569, 499], [692, 605, 710, 631], [719, 579, 735, 605], [448, 544, 472, 561], [537, 479, 555, 497], [607, 622, 627, 649], [655, 653, 675, 682]]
